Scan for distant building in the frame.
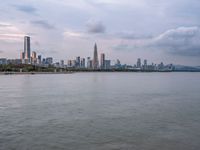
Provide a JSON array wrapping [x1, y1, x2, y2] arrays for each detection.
[[87, 57, 92, 69], [60, 60, 64, 67], [93, 43, 99, 69], [31, 51, 37, 64], [46, 57, 53, 65], [80, 58, 85, 68], [68, 60, 73, 67], [115, 59, 121, 69], [100, 53, 105, 69], [105, 60, 111, 69], [0, 58, 7, 65], [7, 59, 21, 65], [24, 36, 31, 62], [42, 58, 46, 65], [76, 56, 80, 68], [137, 58, 141, 68], [32, 51, 37, 59], [143, 59, 147, 70], [20, 52, 24, 60], [38, 55, 42, 64]]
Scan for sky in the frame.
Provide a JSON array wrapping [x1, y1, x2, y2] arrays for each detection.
[[0, 0, 200, 65]]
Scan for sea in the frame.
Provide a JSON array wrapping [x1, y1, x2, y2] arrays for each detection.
[[0, 72, 200, 150]]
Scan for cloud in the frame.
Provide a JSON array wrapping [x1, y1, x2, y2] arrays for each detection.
[[63, 31, 83, 38], [0, 23, 25, 42], [153, 26, 200, 56], [31, 20, 55, 29], [0, 50, 4, 53], [13, 4, 37, 14], [113, 26, 200, 56], [86, 20, 106, 33]]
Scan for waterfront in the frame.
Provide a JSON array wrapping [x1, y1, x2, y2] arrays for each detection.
[[0, 73, 200, 150]]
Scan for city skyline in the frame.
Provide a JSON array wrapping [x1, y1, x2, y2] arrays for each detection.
[[0, 0, 200, 65]]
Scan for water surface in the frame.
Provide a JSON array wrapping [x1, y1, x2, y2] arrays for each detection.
[[0, 73, 200, 150]]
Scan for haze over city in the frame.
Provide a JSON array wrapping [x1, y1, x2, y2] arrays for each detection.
[[0, 0, 200, 65]]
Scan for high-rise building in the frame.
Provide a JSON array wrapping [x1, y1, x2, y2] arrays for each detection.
[[76, 56, 80, 68], [93, 43, 99, 69], [137, 58, 141, 68], [115, 59, 121, 69], [105, 60, 111, 70], [38, 55, 42, 64], [32, 51, 37, 59], [80, 58, 85, 68], [143, 59, 147, 70], [68, 60, 73, 67], [46, 57, 53, 65], [100, 53, 105, 69], [60, 60, 64, 67], [87, 57, 92, 69], [31, 51, 37, 64], [24, 36, 31, 61]]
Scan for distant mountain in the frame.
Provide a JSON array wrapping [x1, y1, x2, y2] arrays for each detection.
[[174, 65, 200, 72]]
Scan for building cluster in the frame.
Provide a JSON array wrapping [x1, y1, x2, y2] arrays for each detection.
[[0, 36, 173, 71], [67, 43, 111, 70]]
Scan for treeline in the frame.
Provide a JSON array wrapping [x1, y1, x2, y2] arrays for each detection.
[[0, 64, 56, 72]]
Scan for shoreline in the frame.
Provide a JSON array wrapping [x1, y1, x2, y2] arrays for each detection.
[[0, 71, 200, 75], [0, 72, 74, 75]]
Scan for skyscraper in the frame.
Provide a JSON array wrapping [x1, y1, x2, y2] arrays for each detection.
[[24, 36, 31, 61], [80, 58, 85, 68], [100, 53, 105, 69], [137, 58, 141, 68], [93, 43, 99, 69]]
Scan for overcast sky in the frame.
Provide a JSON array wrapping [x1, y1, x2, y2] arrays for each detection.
[[0, 0, 200, 65]]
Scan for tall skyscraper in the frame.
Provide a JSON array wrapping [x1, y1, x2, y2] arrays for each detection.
[[24, 36, 31, 61], [100, 53, 105, 69], [93, 43, 99, 69]]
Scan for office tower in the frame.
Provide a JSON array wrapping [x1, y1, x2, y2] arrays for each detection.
[[144, 59, 147, 66], [68, 60, 73, 67], [42, 58, 46, 65], [38, 55, 42, 64], [31, 51, 37, 64], [80, 58, 85, 68], [137, 58, 141, 68], [76, 56, 80, 68], [87, 57, 92, 69], [32, 51, 37, 59], [93, 43, 99, 69], [46, 57, 53, 65], [144, 59, 147, 70], [72, 60, 76, 67], [24, 36, 31, 61], [60, 60, 64, 67], [105, 60, 111, 70], [100, 53, 105, 69]]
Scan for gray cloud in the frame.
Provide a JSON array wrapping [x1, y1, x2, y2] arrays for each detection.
[[13, 4, 37, 14], [116, 32, 153, 40], [153, 26, 200, 56], [31, 20, 55, 29], [114, 26, 200, 56], [86, 20, 106, 34], [0, 50, 4, 53]]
